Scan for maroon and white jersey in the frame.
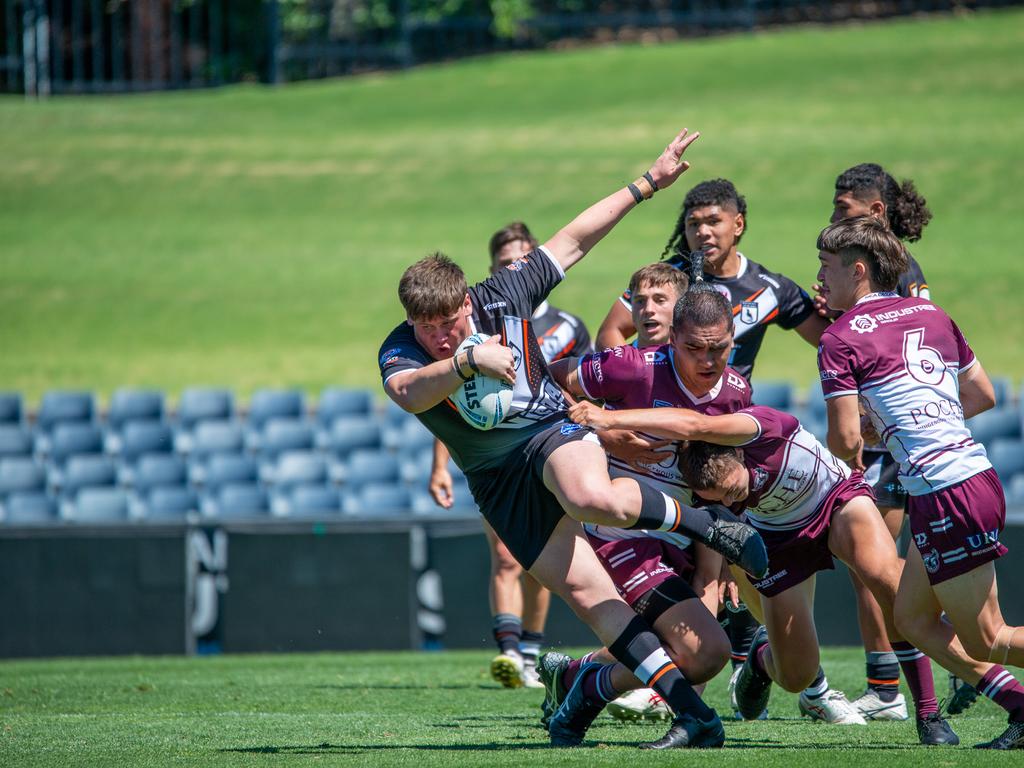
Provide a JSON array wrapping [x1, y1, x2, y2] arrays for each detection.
[[576, 343, 750, 545], [817, 292, 990, 497], [733, 406, 851, 531]]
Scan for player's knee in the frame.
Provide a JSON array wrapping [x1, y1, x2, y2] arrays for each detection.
[[775, 663, 817, 693], [893, 603, 929, 647], [563, 487, 628, 525], [690, 631, 730, 683], [961, 621, 1003, 662]]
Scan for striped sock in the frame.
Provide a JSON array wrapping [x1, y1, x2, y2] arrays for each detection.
[[519, 631, 544, 664], [562, 652, 598, 691], [581, 664, 619, 704], [866, 651, 900, 702], [492, 613, 522, 656], [631, 481, 715, 538], [608, 615, 712, 719], [803, 668, 829, 699], [979, 665, 1024, 722], [891, 641, 938, 718]]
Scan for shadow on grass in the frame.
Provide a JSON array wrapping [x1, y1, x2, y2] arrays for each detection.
[[313, 684, 496, 691]]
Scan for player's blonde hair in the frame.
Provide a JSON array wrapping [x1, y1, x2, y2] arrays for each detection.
[[628, 262, 690, 299], [398, 253, 468, 321], [817, 216, 910, 292]]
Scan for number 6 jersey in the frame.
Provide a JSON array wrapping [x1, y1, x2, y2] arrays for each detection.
[[817, 292, 991, 497]]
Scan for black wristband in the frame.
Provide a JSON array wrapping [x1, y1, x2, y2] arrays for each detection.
[[643, 171, 658, 191], [627, 183, 643, 205], [466, 345, 481, 374], [452, 355, 472, 382]]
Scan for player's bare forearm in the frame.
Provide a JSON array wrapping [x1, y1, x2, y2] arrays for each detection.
[[431, 439, 451, 472], [692, 542, 724, 616], [596, 301, 635, 350], [959, 362, 996, 419], [569, 401, 756, 445], [547, 357, 585, 398], [795, 313, 831, 346], [543, 128, 700, 272], [385, 362, 464, 414], [825, 395, 864, 462]]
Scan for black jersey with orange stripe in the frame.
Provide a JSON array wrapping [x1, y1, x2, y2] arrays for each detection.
[[379, 247, 571, 475], [532, 301, 592, 363], [898, 253, 929, 299], [617, 252, 813, 379]]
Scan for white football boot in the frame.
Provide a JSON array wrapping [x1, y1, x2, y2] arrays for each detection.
[[606, 688, 672, 722], [799, 689, 868, 725], [850, 689, 909, 721]]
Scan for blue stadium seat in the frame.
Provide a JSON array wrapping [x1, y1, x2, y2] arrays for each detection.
[[63, 455, 118, 495], [384, 418, 434, 453], [346, 483, 412, 515], [4, 492, 58, 524], [203, 454, 259, 489], [1006, 474, 1024, 508], [751, 380, 793, 411], [988, 439, 1024, 482], [73, 488, 130, 522], [0, 458, 45, 496], [134, 454, 188, 491], [385, 399, 417, 427], [344, 450, 400, 488], [261, 418, 315, 460], [249, 389, 305, 430], [145, 487, 199, 519], [317, 388, 374, 424], [108, 389, 165, 430], [120, 421, 174, 462], [273, 451, 327, 488], [50, 423, 104, 464], [0, 425, 33, 458], [190, 421, 245, 458], [325, 417, 382, 457], [177, 388, 234, 429], [0, 393, 23, 424], [37, 390, 95, 432], [967, 408, 1022, 448], [210, 484, 269, 518], [285, 484, 342, 516]]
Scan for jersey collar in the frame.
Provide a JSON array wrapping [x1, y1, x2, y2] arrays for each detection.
[[854, 291, 898, 306], [669, 347, 723, 403]]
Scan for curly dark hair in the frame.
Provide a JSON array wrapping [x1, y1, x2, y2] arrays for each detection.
[[662, 179, 748, 259], [835, 163, 932, 243]]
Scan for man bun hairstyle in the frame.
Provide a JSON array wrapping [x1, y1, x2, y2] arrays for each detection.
[[672, 284, 734, 333], [628, 262, 690, 298], [835, 163, 932, 243], [678, 441, 742, 491], [488, 221, 539, 261], [663, 178, 748, 258], [817, 216, 910, 293], [398, 253, 468, 321]]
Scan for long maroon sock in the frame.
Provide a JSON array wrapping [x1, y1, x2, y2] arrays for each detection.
[[561, 652, 598, 691], [891, 641, 938, 718], [979, 665, 1024, 722]]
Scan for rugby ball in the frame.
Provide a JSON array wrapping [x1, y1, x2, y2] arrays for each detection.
[[452, 333, 514, 430]]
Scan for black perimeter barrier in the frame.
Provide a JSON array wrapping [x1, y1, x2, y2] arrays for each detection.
[[2, 0, 1023, 95], [3, 513, 1024, 657]]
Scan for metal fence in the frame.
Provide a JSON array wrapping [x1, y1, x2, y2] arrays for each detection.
[[2, 0, 1023, 94]]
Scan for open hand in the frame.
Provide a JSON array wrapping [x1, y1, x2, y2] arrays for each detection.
[[647, 128, 700, 191]]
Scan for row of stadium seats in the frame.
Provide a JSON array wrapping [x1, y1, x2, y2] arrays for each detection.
[[2, 379, 1022, 523]]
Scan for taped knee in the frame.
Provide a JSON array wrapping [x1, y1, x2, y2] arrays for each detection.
[[988, 624, 1023, 665]]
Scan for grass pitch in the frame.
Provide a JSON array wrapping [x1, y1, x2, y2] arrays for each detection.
[[0, 647, 1018, 767], [1, 10, 1023, 403]]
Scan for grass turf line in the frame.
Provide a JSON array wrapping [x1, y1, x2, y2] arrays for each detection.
[[1, 9, 1022, 403], [0, 647, 1017, 766]]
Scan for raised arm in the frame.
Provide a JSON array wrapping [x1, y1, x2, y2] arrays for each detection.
[[568, 400, 758, 446], [543, 129, 700, 273], [596, 300, 636, 350]]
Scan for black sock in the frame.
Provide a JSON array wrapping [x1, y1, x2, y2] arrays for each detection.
[[866, 651, 900, 702], [724, 602, 759, 668], [492, 613, 521, 656], [631, 481, 715, 541], [520, 630, 543, 664], [608, 615, 713, 720]]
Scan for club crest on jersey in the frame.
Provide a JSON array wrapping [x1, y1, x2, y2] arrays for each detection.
[[850, 314, 879, 334], [644, 350, 668, 365], [379, 348, 401, 366], [922, 548, 941, 574], [509, 342, 523, 370], [505, 257, 530, 271], [740, 301, 759, 324], [751, 467, 769, 492]]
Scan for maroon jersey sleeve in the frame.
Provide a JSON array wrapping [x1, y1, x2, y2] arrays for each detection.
[[734, 406, 796, 447], [817, 329, 860, 400], [577, 344, 646, 402]]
